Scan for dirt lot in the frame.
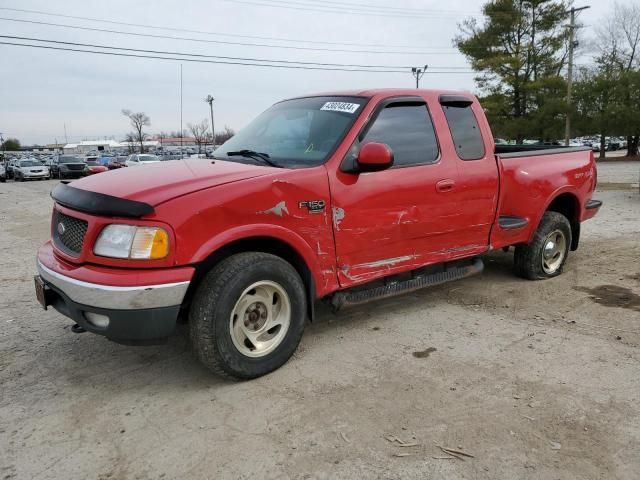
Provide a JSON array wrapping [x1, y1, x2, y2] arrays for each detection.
[[1, 162, 639, 480]]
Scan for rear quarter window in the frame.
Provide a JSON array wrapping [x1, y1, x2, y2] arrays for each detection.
[[442, 104, 485, 160]]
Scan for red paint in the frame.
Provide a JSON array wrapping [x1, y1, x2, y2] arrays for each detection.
[[38, 89, 600, 300], [86, 165, 108, 175]]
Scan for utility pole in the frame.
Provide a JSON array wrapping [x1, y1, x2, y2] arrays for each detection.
[[179, 64, 183, 159], [205, 95, 215, 148], [564, 5, 590, 146], [411, 65, 428, 88]]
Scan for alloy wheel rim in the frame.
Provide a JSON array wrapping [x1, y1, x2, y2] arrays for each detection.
[[229, 280, 291, 358], [541, 229, 566, 274]]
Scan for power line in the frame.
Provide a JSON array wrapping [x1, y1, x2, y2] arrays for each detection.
[[220, 0, 478, 16], [0, 7, 458, 50], [0, 16, 461, 55], [219, 0, 471, 18], [273, 0, 474, 15], [0, 40, 476, 73], [0, 35, 475, 72], [0, 35, 412, 69]]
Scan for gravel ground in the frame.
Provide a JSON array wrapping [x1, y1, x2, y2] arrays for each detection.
[[1, 167, 639, 480]]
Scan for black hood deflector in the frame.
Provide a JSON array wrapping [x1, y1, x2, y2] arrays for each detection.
[[51, 183, 154, 218]]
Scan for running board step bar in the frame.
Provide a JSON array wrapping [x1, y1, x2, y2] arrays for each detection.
[[329, 257, 484, 311]]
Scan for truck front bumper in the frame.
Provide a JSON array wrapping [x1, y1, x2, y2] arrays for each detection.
[[36, 242, 194, 343]]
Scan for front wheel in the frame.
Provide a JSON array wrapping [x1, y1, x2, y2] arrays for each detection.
[[189, 252, 307, 379], [514, 211, 572, 280]]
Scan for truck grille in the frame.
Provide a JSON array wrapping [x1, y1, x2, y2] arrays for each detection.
[[53, 211, 88, 255], [65, 164, 85, 171]]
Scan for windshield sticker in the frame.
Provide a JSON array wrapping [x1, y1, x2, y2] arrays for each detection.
[[320, 102, 360, 114]]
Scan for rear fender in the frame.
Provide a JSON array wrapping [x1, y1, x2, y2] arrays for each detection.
[[529, 188, 580, 246]]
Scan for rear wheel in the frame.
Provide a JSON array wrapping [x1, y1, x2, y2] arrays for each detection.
[[514, 211, 572, 280], [190, 252, 307, 379]]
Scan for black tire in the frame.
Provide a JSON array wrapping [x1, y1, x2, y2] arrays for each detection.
[[189, 252, 307, 379], [514, 211, 572, 280]]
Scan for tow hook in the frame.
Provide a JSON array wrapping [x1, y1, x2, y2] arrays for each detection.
[[71, 324, 86, 333]]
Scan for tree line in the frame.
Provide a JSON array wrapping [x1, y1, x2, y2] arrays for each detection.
[[457, 0, 640, 157], [121, 110, 235, 154]]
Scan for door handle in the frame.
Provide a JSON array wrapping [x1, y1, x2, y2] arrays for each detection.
[[436, 179, 455, 193]]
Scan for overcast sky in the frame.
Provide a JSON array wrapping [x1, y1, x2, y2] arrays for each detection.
[[0, 0, 612, 145]]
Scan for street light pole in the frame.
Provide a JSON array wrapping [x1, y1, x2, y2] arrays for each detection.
[[411, 65, 428, 88], [205, 95, 215, 149], [564, 5, 590, 146]]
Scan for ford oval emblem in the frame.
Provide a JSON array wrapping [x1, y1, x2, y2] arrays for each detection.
[[57, 222, 66, 235]]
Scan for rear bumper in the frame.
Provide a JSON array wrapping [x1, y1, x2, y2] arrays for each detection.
[[582, 199, 602, 221], [36, 242, 194, 342]]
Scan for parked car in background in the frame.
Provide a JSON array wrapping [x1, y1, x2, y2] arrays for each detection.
[[6, 159, 17, 179], [125, 154, 161, 167], [51, 155, 88, 179], [13, 159, 50, 181], [107, 157, 127, 170], [0, 163, 6, 182], [84, 159, 109, 175]]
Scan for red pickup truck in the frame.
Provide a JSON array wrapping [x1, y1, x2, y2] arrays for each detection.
[[35, 89, 601, 379]]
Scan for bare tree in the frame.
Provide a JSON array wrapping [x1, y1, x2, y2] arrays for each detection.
[[156, 131, 168, 149], [595, 2, 640, 155], [187, 119, 210, 154], [214, 125, 235, 146], [124, 133, 136, 154], [122, 109, 150, 153]]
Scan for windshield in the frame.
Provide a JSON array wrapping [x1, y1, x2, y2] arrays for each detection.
[[86, 161, 99, 166], [138, 155, 159, 162], [59, 156, 83, 163], [20, 160, 41, 167], [215, 96, 368, 168]]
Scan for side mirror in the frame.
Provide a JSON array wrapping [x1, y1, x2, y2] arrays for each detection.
[[356, 142, 394, 172]]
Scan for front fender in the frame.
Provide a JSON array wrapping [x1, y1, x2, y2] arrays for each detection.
[[189, 223, 332, 297]]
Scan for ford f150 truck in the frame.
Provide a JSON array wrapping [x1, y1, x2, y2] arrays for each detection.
[[35, 89, 602, 379]]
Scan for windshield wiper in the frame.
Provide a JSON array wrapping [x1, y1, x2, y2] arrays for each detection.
[[226, 149, 281, 168]]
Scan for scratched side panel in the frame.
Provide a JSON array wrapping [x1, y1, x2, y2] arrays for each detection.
[[153, 165, 339, 297]]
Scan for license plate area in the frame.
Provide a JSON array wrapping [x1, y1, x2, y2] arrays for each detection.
[[34, 275, 50, 310]]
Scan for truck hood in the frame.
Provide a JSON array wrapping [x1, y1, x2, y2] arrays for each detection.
[[70, 158, 276, 206]]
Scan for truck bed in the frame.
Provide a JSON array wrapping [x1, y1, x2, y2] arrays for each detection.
[[495, 145, 591, 157]]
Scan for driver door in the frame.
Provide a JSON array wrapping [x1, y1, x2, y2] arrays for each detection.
[[328, 97, 461, 287]]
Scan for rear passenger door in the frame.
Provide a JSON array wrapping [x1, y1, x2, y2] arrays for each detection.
[[439, 95, 499, 252], [329, 97, 460, 287]]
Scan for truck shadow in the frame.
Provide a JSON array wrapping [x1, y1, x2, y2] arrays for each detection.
[[53, 251, 518, 387], [311, 250, 518, 329]]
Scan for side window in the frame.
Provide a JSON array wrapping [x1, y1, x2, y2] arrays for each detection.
[[442, 104, 485, 160], [361, 103, 439, 167]]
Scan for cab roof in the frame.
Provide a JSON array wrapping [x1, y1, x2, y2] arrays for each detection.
[[287, 88, 475, 100]]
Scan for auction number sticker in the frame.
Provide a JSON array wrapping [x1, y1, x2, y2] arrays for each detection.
[[320, 102, 361, 114]]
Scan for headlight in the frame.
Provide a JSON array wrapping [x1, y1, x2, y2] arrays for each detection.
[[94, 225, 169, 259]]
